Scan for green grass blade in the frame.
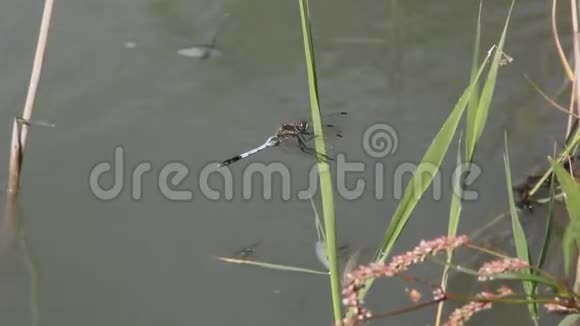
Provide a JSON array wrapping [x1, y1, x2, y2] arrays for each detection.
[[448, 135, 465, 237], [215, 256, 328, 275], [350, 2, 512, 314], [374, 90, 463, 261], [536, 162, 556, 270], [297, 0, 341, 321], [345, 50, 495, 312], [503, 132, 538, 323], [549, 159, 580, 276], [529, 131, 580, 196], [528, 131, 580, 196], [438, 8, 481, 321], [466, 0, 515, 162], [465, 1, 482, 157], [342, 55, 493, 318], [532, 167, 556, 307], [435, 136, 465, 324]]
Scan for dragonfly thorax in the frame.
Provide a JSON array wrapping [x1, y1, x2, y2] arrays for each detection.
[[277, 121, 309, 135]]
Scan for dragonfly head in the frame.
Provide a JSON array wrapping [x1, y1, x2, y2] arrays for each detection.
[[298, 121, 309, 132]]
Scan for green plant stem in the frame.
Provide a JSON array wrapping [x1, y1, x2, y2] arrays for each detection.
[[297, 0, 342, 322]]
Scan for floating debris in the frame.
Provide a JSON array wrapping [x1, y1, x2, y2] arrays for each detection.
[[177, 45, 222, 59], [123, 42, 137, 49]]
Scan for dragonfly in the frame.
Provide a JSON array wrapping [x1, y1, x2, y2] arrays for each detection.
[[16, 117, 56, 128], [217, 112, 347, 167]]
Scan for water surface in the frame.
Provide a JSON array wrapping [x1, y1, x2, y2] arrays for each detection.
[[0, 1, 572, 325]]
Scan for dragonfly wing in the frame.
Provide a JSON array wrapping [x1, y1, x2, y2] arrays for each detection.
[[303, 111, 347, 139], [16, 117, 56, 128]]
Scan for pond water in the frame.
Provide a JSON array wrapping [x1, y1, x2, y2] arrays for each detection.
[[0, 1, 573, 325]]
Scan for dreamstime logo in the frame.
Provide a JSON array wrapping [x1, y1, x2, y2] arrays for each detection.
[[363, 123, 398, 158], [88, 124, 482, 202]]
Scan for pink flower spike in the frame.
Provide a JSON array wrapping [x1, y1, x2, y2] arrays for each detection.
[[340, 235, 469, 322], [544, 297, 580, 314], [443, 287, 513, 326], [478, 258, 530, 281]]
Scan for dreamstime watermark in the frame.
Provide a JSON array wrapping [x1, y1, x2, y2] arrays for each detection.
[[88, 123, 482, 201]]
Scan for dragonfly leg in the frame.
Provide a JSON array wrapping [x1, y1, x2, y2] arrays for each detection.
[[302, 125, 342, 140], [298, 132, 314, 143], [302, 133, 315, 142], [296, 137, 334, 162]]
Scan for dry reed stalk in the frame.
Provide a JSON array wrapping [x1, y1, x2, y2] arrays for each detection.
[[553, 0, 574, 81], [6, 0, 55, 193], [571, 0, 580, 295], [571, 0, 580, 118]]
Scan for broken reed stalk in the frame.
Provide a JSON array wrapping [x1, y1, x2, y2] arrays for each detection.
[[7, 121, 22, 193], [6, 0, 55, 194]]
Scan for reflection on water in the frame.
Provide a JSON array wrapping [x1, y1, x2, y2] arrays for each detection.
[[233, 240, 261, 260], [1, 194, 41, 326]]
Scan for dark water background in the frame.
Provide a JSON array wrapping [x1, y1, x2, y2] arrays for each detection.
[[0, 1, 573, 325]]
